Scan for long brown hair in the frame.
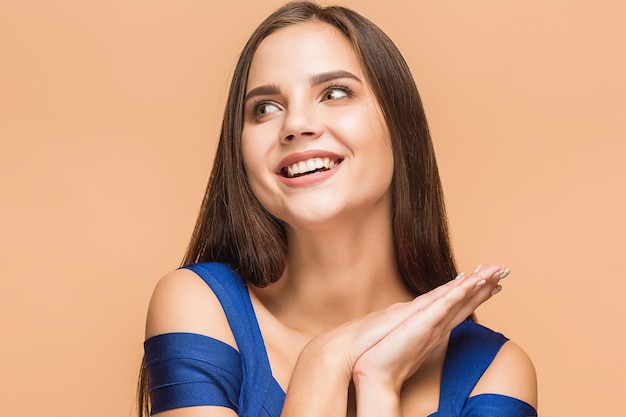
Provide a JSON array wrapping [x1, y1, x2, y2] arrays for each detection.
[[138, 2, 457, 415]]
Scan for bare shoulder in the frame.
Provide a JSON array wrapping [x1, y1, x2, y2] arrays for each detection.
[[144, 267, 237, 350], [471, 339, 538, 408]]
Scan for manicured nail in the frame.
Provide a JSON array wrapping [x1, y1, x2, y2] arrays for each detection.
[[455, 272, 466, 280], [497, 268, 511, 280], [475, 279, 487, 288], [491, 285, 503, 296], [472, 265, 483, 274]]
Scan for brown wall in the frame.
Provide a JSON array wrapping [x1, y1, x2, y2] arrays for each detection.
[[1, 1, 624, 416]]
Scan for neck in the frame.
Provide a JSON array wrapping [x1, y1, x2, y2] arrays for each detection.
[[252, 208, 413, 334]]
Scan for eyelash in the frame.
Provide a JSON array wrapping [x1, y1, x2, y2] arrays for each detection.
[[322, 82, 354, 100], [249, 82, 355, 119]]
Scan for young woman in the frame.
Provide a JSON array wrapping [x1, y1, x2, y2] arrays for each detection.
[[138, 2, 538, 416]]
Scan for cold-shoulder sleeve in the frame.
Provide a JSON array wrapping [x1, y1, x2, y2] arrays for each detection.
[[430, 320, 537, 417], [144, 332, 243, 415], [461, 394, 537, 416]]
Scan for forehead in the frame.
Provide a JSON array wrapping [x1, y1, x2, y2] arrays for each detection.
[[246, 22, 364, 90]]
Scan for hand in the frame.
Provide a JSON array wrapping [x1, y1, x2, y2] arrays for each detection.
[[350, 264, 508, 404], [282, 265, 508, 417]]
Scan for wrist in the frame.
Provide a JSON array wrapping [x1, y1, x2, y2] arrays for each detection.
[[354, 377, 402, 416], [280, 338, 353, 417], [300, 331, 354, 383]]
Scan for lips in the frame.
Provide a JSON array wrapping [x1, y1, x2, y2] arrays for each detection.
[[276, 150, 344, 178]]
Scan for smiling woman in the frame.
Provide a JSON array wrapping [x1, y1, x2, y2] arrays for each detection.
[[137, 2, 537, 417], [241, 22, 393, 228]]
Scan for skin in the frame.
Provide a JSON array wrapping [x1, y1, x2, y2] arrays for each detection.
[[241, 22, 394, 235], [145, 22, 537, 417]]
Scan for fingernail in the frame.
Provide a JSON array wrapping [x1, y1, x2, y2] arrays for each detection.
[[497, 268, 510, 280], [472, 264, 483, 274], [491, 285, 503, 296], [455, 272, 466, 280], [475, 279, 487, 288]]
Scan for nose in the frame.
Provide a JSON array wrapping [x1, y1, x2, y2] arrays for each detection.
[[280, 102, 322, 143]]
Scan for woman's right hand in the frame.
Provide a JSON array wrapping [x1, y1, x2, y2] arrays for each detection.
[[280, 264, 508, 417]]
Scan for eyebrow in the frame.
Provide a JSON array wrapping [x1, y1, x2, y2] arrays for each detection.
[[244, 70, 362, 103], [244, 84, 281, 103], [310, 70, 362, 86]]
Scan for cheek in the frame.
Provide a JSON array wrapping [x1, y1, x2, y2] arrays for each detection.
[[367, 114, 395, 188], [364, 109, 394, 169]]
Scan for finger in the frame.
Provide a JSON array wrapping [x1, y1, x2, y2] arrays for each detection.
[[348, 264, 506, 349], [396, 264, 497, 315], [351, 278, 492, 380], [389, 264, 508, 341], [327, 264, 509, 366], [327, 274, 470, 364], [424, 264, 509, 333]]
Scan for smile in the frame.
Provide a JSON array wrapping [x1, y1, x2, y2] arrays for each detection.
[[281, 157, 343, 178]]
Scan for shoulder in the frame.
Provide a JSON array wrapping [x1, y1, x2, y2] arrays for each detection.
[[144, 265, 238, 350], [471, 334, 538, 409]]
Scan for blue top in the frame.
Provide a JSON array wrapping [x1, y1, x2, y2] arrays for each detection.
[[144, 262, 537, 417]]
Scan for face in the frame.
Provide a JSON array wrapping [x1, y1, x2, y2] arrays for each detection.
[[241, 22, 394, 230]]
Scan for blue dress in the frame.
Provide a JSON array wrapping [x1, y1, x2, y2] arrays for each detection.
[[144, 263, 537, 416]]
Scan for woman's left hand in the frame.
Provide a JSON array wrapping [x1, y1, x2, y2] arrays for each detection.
[[351, 264, 507, 414]]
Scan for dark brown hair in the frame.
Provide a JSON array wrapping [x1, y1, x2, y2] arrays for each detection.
[[185, 1, 457, 290], [138, 2, 457, 415]]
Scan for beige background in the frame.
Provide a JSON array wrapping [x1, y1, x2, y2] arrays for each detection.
[[1, 1, 624, 416]]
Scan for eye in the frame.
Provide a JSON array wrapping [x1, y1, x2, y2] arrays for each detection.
[[252, 101, 280, 118], [321, 85, 353, 102]]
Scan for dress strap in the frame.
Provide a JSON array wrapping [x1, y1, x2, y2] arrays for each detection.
[[436, 320, 508, 416], [184, 262, 275, 416]]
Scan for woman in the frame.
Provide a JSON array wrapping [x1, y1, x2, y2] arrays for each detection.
[[138, 2, 538, 416]]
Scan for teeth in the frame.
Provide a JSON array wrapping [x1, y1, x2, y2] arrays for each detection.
[[285, 157, 339, 177]]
